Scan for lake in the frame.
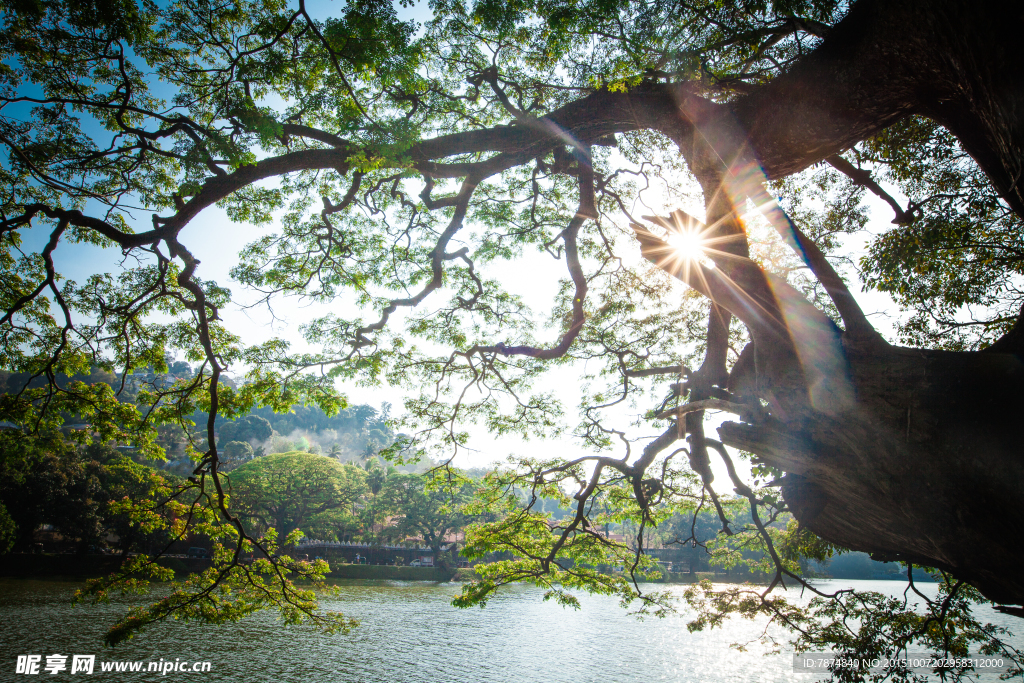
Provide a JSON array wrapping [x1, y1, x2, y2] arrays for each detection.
[[0, 579, 1020, 681]]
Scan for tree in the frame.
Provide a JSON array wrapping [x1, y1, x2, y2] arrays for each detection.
[[357, 464, 390, 540], [218, 415, 273, 447], [2, 0, 1023, 649], [379, 472, 474, 561], [0, 437, 175, 554], [0, 434, 103, 551], [221, 440, 254, 471], [84, 442, 182, 556], [0, 501, 14, 554], [230, 451, 367, 539]]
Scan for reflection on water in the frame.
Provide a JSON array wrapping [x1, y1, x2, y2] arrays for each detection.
[[0, 579, 1019, 682]]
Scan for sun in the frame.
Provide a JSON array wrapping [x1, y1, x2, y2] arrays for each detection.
[[666, 229, 705, 261]]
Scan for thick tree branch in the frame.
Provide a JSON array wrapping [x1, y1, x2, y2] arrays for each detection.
[[653, 399, 749, 420], [479, 210, 588, 360], [826, 153, 919, 224]]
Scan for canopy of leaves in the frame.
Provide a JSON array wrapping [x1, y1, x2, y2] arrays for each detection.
[[1, 0, 1020, 664], [229, 451, 367, 537], [378, 471, 474, 554]]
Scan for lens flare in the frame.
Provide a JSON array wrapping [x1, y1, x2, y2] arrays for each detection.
[[666, 230, 705, 261]]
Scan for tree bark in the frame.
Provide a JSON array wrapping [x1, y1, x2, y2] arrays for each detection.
[[637, 0, 1024, 605], [718, 338, 1024, 605], [725, 0, 1024, 218]]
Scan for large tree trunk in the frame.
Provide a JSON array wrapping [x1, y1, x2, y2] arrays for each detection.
[[650, 0, 1024, 606], [727, 0, 1024, 217], [719, 338, 1024, 605]]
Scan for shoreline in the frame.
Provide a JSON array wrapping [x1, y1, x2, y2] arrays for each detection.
[[0, 553, 929, 584]]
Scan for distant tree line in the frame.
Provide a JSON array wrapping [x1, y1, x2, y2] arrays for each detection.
[[0, 433, 483, 566], [229, 451, 481, 562], [0, 435, 179, 556], [1, 355, 402, 479]]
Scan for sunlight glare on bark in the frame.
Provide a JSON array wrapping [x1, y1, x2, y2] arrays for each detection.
[[666, 229, 706, 262]]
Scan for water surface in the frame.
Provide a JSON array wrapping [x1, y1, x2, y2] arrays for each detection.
[[0, 579, 1019, 682]]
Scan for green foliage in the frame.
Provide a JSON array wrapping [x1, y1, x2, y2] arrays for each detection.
[[378, 470, 475, 557], [683, 576, 1023, 682], [453, 461, 673, 616], [0, 500, 16, 553], [221, 440, 254, 470], [0, 433, 104, 550], [858, 117, 1024, 350], [0, 0, 155, 45], [230, 451, 368, 538], [93, 447, 183, 553], [219, 415, 273, 445], [75, 529, 355, 647], [0, 0, 1018, 662], [322, 0, 420, 78], [0, 436, 183, 554]]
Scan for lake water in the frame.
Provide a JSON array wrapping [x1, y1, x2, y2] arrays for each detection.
[[0, 579, 1020, 682]]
